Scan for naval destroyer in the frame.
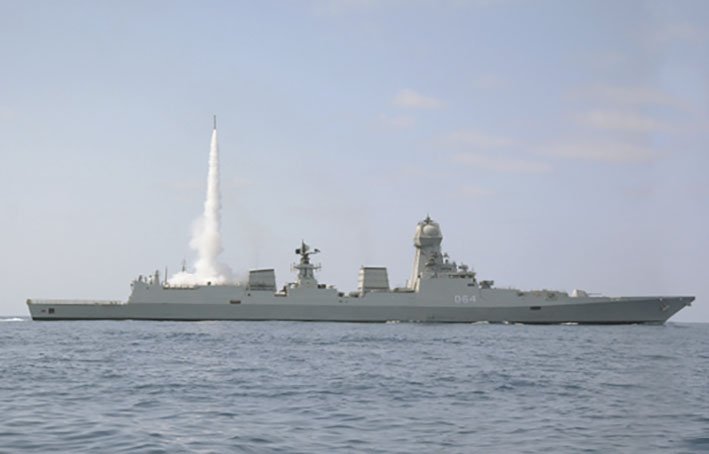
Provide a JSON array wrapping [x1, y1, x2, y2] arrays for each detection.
[[27, 122, 693, 323], [27, 214, 693, 323]]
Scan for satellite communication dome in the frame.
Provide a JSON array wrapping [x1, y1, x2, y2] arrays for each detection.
[[422, 223, 442, 238], [414, 216, 443, 247]]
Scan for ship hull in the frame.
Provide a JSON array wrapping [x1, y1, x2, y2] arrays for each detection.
[[27, 296, 692, 324]]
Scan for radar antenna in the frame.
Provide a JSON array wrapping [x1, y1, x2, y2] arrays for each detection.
[[293, 241, 321, 288]]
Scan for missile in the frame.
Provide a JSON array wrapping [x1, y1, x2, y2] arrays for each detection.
[[213, 114, 217, 129]]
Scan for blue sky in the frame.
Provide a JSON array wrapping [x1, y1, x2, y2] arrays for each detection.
[[1, 0, 707, 321]]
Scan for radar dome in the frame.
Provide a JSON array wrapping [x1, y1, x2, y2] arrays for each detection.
[[422, 223, 442, 237], [413, 216, 443, 248]]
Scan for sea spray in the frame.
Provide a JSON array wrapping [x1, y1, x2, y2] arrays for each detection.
[[169, 119, 232, 286]]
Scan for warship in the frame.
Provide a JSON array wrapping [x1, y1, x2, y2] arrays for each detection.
[[27, 214, 692, 323], [27, 120, 693, 323]]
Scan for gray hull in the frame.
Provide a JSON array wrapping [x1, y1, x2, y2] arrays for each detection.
[[27, 296, 692, 324], [26, 215, 694, 325]]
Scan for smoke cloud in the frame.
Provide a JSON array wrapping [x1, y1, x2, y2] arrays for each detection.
[[168, 123, 233, 286]]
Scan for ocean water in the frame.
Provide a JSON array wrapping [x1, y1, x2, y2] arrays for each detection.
[[1, 319, 707, 453]]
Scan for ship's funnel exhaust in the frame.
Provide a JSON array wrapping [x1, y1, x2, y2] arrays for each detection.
[[168, 117, 232, 286]]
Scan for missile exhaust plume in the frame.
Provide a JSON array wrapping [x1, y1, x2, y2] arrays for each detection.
[[169, 117, 232, 286]]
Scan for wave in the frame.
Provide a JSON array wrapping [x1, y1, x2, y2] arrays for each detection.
[[0, 317, 26, 322]]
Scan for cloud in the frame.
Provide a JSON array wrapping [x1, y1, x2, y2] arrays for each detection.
[[579, 110, 674, 133], [541, 142, 656, 163], [378, 114, 415, 129], [447, 129, 547, 174], [394, 89, 443, 109], [453, 152, 551, 173], [444, 129, 516, 148]]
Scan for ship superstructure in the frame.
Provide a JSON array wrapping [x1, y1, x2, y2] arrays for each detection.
[[27, 215, 693, 323]]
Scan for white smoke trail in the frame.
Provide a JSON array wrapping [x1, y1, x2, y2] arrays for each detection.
[[168, 121, 232, 286]]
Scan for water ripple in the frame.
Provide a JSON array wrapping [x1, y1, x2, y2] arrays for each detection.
[[0, 321, 707, 452]]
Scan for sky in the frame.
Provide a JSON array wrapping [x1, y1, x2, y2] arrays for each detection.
[[0, 0, 707, 322]]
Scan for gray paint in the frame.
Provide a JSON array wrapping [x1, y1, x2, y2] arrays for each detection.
[[27, 217, 694, 324]]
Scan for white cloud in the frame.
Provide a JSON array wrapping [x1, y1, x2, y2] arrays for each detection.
[[579, 110, 674, 133], [453, 152, 551, 173], [444, 129, 516, 148], [394, 89, 443, 109], [542, 142, 656, 163]]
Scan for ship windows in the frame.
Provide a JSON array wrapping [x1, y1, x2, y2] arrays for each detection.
[[48, 308, 55, 314], [529, 306, 541, 311], [230, 300, 241, 304]]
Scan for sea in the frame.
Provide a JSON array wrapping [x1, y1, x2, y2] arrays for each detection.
[[1, 318, 707, 453]]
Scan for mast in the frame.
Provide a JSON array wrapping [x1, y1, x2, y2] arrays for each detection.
[[409, 216, 443, 289], [293, 241, 321, 288]]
